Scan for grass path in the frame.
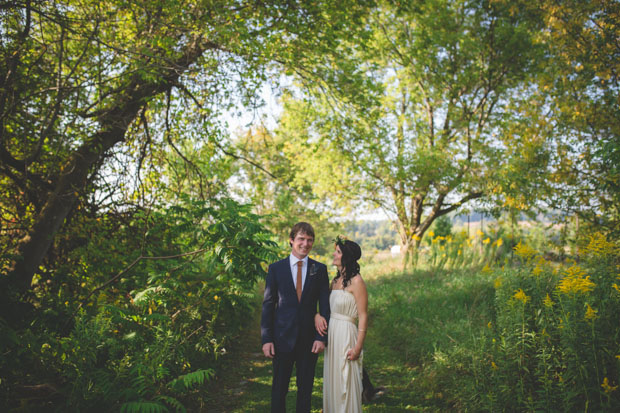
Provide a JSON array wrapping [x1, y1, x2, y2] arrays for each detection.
[[201, 299, 274, 412], [201, 309, 420, 412], [201, 265, 495, 412]]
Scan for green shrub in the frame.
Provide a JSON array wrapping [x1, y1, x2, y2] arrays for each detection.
[[435, 233, 620, 411], [1, 198, 278, 411]]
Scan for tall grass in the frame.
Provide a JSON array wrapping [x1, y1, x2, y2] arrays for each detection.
[[409, 233, 618, 411], [193, 227, 620, 412], [360, 230, 619, 412]]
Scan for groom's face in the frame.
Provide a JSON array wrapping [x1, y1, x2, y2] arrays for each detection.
[[290, 231, 314, 259]]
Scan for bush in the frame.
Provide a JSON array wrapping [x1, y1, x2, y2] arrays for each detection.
[[435, 232, 620, 411], [1, 198, 278, 411]]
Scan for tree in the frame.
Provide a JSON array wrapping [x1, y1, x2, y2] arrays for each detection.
[[0, 0, 374, 300], [529, 0, 620, 235], [277, 0, 546, 266], [231, 126, 343, 256]]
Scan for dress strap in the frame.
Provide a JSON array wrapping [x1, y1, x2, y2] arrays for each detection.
[[331, 312, 356, 324]]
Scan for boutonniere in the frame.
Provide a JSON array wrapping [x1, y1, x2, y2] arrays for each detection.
[[308, 263, 318, 277]]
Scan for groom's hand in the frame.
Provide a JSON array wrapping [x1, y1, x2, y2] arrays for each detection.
[[311, 340, 325, 354], [263, 342, 275, 358], [314, 314, 327, 336]]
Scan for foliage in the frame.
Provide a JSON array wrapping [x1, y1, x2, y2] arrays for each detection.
[[275, 0, 550, 269], [0, 198, 278, 410], [345, 220, 399, 252], [532, 0, 620, 235], [427, 232, 620, 411], [191, 226, 619, 412], [231, 126, 345, 257], [0, 0, 375, 294]]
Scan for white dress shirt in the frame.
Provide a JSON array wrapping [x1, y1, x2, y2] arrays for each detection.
[[289, 254, 309, 291]]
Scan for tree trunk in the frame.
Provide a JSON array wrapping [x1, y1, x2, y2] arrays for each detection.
[[7, 38, 213, 293]]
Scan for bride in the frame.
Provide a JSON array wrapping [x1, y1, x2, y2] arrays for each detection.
[[316, 237, 368, 412]]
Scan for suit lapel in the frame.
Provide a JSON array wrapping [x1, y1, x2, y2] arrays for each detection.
[[300, 259, 316, 301], [281, 258, 297, 299]]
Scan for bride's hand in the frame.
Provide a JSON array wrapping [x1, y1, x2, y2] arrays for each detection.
[[346, 348, 361, 361], [314, 314, 327, 336]]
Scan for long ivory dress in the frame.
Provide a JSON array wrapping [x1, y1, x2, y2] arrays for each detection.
[[323, 289, 363, 413]]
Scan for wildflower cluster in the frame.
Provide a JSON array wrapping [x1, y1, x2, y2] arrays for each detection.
[[513, 241, 536, 260], [512, 288, 530, 304], [556, 264, 595, 295], [583, 232, 618, 257], [423, 226, 508, 271], [473, 232, 620, 411]]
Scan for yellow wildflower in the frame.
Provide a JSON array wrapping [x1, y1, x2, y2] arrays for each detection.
[[514, 241, 536, 259], [457, 249, 462, 256], [601, 377, 618, 394], [482, 264, 492, 273], [612, 283, 620, 293], [487, 321, 492, 329], [491, 361, 498, 370], [214, 295, 220, 301], [476, 229, 484, 237], [428, 230, 434, 238], [513, 288, 530, 304], [584, 303, 598, 321], [532, 265, 543, 277], [495, 238, 504, 247], [494, 277, 503, 289], [543, 293, 554, 308], [483, 238, 490, 245], [616, 355, 620, 361], [557, 264, 595, 295], [413, 234, 421, 242], [584, 233, 618, 257]]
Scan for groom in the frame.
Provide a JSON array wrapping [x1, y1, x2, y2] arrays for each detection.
[[261, 222, 331, 412]]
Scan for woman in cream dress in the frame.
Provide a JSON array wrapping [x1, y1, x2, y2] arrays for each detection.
[[316, 237, 368, 413]]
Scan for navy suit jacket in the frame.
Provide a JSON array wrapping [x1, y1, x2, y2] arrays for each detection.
[[261, 257, 330, 353]]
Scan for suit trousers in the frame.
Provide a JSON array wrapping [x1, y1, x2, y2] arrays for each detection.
[[271, 339, 318, 413]]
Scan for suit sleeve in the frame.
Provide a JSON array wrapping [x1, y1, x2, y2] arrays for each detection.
[[261, 264, 277, 345], [315, 264, 331, 343]]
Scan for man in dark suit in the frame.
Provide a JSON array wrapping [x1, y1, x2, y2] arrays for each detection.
[[261, 222, 330, 413]]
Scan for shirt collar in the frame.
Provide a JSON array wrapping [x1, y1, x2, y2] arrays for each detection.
[[289, 254, 308, 266]]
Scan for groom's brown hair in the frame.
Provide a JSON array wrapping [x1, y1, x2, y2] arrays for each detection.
[[289, 222, 315, 244]]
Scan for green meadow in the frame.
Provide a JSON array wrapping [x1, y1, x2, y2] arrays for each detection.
[[203, 235, 620, 412]]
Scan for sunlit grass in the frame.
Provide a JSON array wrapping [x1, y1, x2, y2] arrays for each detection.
[[204, 233, 620, 411], [203, 255, 496, 411]]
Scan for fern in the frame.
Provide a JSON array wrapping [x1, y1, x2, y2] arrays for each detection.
[[120, 401, 169, 413], [168, 369, 214, 393], [133, 286, 175, 305], [129, 373, 149, 397], [155, 395, 186, 413]]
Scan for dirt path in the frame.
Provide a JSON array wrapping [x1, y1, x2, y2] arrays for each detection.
[[201, 311, 274, 412]]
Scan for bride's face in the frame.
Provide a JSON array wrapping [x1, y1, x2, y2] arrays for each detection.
[[332, 245, 343, 267]]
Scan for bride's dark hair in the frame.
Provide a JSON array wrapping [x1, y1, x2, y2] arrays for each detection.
[[334, 236, 362, 289]]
